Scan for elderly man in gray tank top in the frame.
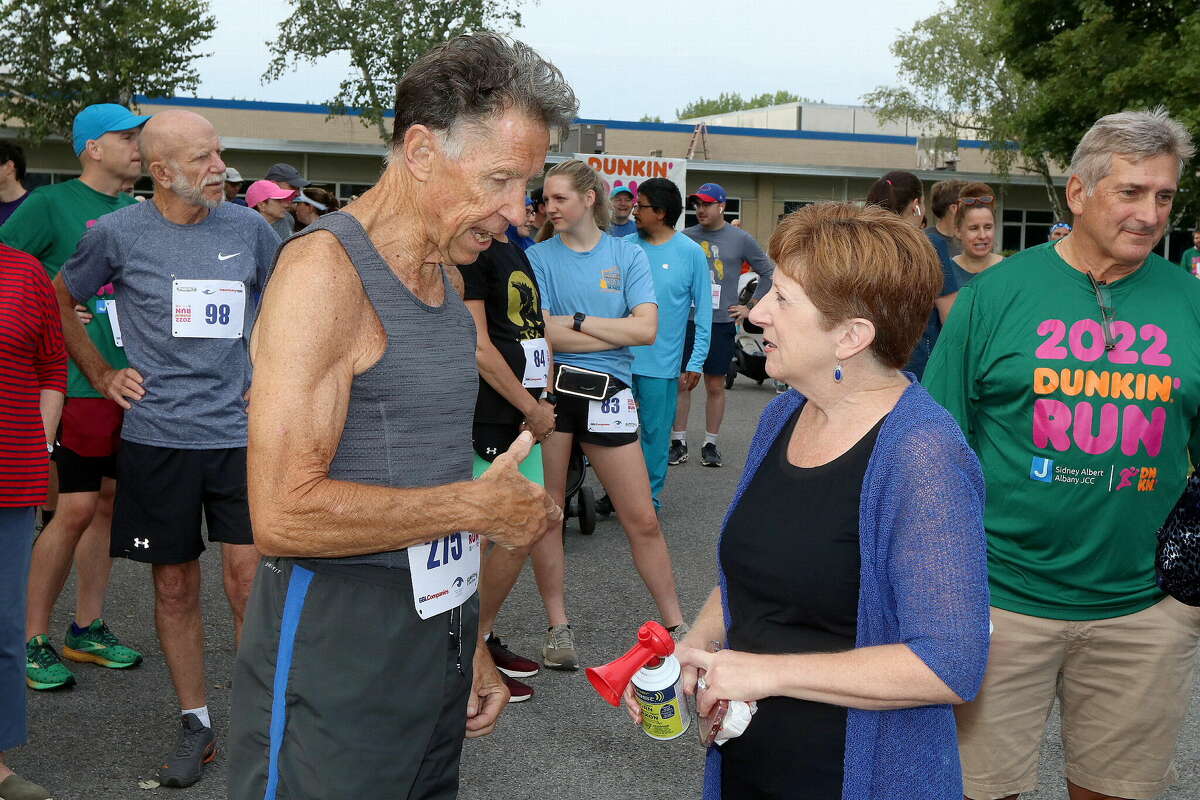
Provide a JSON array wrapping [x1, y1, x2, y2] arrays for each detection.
[[227, 34, 575, 800]]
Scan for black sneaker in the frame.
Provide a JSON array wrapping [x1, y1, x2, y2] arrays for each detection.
[[668, 440, 687, 465], [595, 493, 613, 516], [701, 443, 723, 467], [157, 713, 216, 788]]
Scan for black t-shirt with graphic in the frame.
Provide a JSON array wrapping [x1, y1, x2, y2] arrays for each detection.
[[460, 238, 546, 426]]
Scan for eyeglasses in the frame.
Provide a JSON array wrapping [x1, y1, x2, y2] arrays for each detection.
[[960, 195, 994, 206], [1087, 271, 1117, 351], [635, 204, 657, 211]]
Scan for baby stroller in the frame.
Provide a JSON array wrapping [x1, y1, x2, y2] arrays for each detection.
[[725, 272, 770, 388], [563, 440, 597, 536]]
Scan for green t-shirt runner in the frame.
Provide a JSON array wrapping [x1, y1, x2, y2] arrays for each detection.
[[0, 179, 135, 397], [924, 241, 1200, 621], [1180, 246, 1200, 277]]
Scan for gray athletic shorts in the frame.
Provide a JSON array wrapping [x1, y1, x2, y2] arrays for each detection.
[[227, 556, 478, 800]]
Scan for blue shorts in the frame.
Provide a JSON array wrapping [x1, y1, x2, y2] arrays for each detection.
[[682, 321, 736, 376]]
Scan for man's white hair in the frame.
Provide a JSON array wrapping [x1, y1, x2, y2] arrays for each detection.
[[1070, 108, 1195, 194]]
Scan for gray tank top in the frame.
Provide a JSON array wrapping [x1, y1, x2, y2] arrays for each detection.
[[273, 211, 477, 568]]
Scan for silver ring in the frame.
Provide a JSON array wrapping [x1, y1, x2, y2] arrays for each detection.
[[696, 676, 708, 692]]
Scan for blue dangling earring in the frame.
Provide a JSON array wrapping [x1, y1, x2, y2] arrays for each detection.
[[833, 362, 844, 382]]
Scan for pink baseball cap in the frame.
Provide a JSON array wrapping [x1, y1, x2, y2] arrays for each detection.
[[245, 180, 297, 209]]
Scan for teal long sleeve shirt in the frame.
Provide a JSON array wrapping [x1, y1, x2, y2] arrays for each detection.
[[628, 232, 712, 378]]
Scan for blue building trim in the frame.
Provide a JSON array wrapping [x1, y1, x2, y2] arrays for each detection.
[[133, 96, 1007, 150]]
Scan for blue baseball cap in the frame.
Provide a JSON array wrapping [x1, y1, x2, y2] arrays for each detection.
[[689, 183, 727, 204], [610, 185, 634, 199], [72, 103, 152, 156]]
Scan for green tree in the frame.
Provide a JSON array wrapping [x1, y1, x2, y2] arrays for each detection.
[[639, 114, 664, 123], [0, 0, 216, 144], [862, 0, 1066, 219], [675, 90, 814, 120], [993, 0, 1200, 226], [264, 0, 528, 142]]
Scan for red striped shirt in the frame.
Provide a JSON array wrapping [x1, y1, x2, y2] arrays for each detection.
[[0, 243, 66, 507]]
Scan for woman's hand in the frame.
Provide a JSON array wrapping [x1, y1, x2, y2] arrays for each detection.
[[675, 647, 775, 718]]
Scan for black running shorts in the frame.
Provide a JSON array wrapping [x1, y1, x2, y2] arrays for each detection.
[[681, 321, 737, 377], [53, 442, 117, 494], [111, 441, 254, 564]]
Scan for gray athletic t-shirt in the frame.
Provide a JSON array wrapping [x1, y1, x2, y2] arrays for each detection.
[[61, 200, 277, 449], [683, 223, 775, 323]]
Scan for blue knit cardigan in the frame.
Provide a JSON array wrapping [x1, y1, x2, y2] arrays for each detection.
[[703, 382, 990, 799]]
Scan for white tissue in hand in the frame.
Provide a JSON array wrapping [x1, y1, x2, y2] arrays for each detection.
[[715, 700, 757, 746]]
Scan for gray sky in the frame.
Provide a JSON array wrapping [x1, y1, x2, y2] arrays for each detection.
[[195, 0, 945, 121]]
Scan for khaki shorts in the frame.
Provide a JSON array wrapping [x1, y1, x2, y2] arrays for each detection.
[[958, 599, 1200, 800]]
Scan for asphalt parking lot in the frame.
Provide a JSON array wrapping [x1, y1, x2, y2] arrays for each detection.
[[12, 379, 1199, 799]]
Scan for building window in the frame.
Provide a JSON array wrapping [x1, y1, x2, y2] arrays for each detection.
[[337, 183, 375, 203], [1001, 208, 1054, 252], [683, 196, 740, 228]]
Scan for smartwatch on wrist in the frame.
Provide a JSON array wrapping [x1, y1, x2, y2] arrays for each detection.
[[572, 312, 586, 332], [542, 391, 557, 405]]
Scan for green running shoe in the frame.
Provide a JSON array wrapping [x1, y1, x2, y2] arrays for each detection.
[[26, 635, 75, 690], [63, 618, 143, 669]]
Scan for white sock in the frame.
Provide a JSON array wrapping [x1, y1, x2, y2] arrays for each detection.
[[672, 431, 687, 444], [705, 432, 719, 446], [483, 631, 494, 642], [182, 705, 211, 729]]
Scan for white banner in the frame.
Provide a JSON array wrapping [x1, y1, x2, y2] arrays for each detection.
[[576, 154, 688, 230]]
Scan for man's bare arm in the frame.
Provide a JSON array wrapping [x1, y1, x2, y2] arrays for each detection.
[[52, 274, 143, 408], [248, 234, 559, 558]]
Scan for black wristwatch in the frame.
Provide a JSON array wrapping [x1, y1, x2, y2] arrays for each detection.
[[542, 391, 557, 405], [572, 312, 586, 332]]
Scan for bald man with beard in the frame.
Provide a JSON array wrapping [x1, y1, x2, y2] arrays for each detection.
[[54, 109, 278, 788]]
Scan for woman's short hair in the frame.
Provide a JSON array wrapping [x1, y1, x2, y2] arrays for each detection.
[[768, 202, 941, 370], [1069, 108, 1195, 194], [865, 170, 923, 216], [953, 182, 995, 228]]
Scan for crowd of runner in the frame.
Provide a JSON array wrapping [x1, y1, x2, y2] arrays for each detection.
[[0, 30, 1198, 800]]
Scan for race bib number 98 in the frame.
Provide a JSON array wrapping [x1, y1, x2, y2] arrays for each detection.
[[172, 279, 247, 339]]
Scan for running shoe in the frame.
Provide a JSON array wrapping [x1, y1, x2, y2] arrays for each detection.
[[542, 624, 578, 671], [595, 493, 614, 516], [701, 443, 723, 468], [0, 773, 53, 800], [668, 440, 687, 465], [502, 673, 534, 703], [157, 714, 216, 788], [25, 635, 75, 691], [486, 634, 540, 678], [63, 619, 143, 669]]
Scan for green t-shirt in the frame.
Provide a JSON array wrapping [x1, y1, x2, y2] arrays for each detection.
[[924, 242, 1200, 620], [0, 179, 134, 397], [1180, 247, 1200, 277]]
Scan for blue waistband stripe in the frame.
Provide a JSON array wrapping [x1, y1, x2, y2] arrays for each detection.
[[263, 563, 314, 800]]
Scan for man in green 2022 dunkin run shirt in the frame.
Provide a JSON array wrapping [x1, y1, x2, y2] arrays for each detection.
[[0, 104, 149, 692], [925, 110, 1200, 800]]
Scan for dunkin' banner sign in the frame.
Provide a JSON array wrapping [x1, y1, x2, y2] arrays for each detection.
[[575, 154, 688, 230]]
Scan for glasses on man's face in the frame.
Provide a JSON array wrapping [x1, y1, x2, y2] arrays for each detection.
[[635, 204, 657, 211], [960, 195, 995, 206], [1087, 271, 1117, 351]]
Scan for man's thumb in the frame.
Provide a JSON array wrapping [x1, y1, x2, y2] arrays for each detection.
[[504, 430, 534, 464]]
